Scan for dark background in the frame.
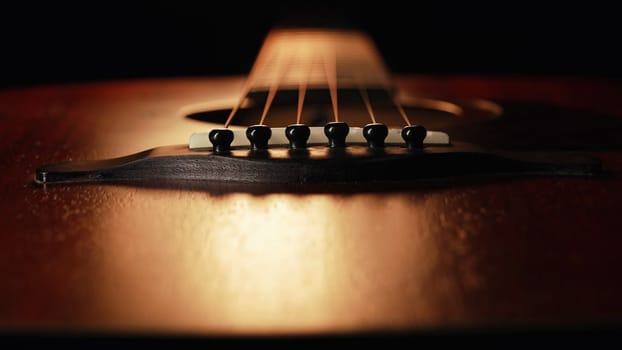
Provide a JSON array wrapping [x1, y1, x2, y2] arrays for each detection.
[[1, 1, 620, 88]]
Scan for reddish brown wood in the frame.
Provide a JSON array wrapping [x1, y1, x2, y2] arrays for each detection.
[[1, 76, 622, 336]]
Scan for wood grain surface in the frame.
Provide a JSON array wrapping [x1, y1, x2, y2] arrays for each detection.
[[1, 76, 621, 336]]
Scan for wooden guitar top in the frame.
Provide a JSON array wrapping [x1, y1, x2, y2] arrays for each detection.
[[1, 76, 622, 336]]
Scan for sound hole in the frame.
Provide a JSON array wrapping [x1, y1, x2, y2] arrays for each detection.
[[185, 88, 500, 129]]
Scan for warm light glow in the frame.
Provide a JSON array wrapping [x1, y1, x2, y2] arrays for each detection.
[[84, 188, 471, 335]]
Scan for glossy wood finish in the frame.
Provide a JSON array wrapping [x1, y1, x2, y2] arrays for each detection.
[[1, 76, 622, 335]]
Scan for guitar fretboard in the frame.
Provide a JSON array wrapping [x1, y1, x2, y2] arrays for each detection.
[[247, 29, 392, 91]]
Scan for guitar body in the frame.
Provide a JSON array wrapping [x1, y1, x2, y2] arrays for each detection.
[[1, 75, 622, 337]]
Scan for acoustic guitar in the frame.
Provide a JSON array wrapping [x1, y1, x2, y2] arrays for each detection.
[[1, 27, 622, 342]]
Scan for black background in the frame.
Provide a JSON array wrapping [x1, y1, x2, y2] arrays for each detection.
[[1, 1, 620, 88]]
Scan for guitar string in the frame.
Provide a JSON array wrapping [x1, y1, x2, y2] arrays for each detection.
[[323, 48, 339, 122], [358, 83, 377, 124], [393, 97, 412, 126], [296, 54, 313, 125], [223, 79, 252, 128], [223, 50, 277, 128], [227, 37, 407, 130], [259, 51, 288, 125], [296, 76, 307, 125]]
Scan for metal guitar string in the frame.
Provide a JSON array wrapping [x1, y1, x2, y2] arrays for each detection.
[[226, 29, 417, 140], [223, 81, 249, 128], [259, 51, 289, 125], [358, 84, 377, 124], [394, 97, 412, 126], [223, 47, 279, 128], [296, 54, 312, 125], [322, 49, 339, 123]]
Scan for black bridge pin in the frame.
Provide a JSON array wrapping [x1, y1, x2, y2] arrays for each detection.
[[324, 121, 349, 148], [401, 125, 427, 150], [363, 123, 388, 149], [208, 128, 234, 154], [246, 125, 272, 151], [285, 124, 311, 149]]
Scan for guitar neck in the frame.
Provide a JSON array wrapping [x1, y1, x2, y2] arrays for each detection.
[[246, 28, 393, 92]]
